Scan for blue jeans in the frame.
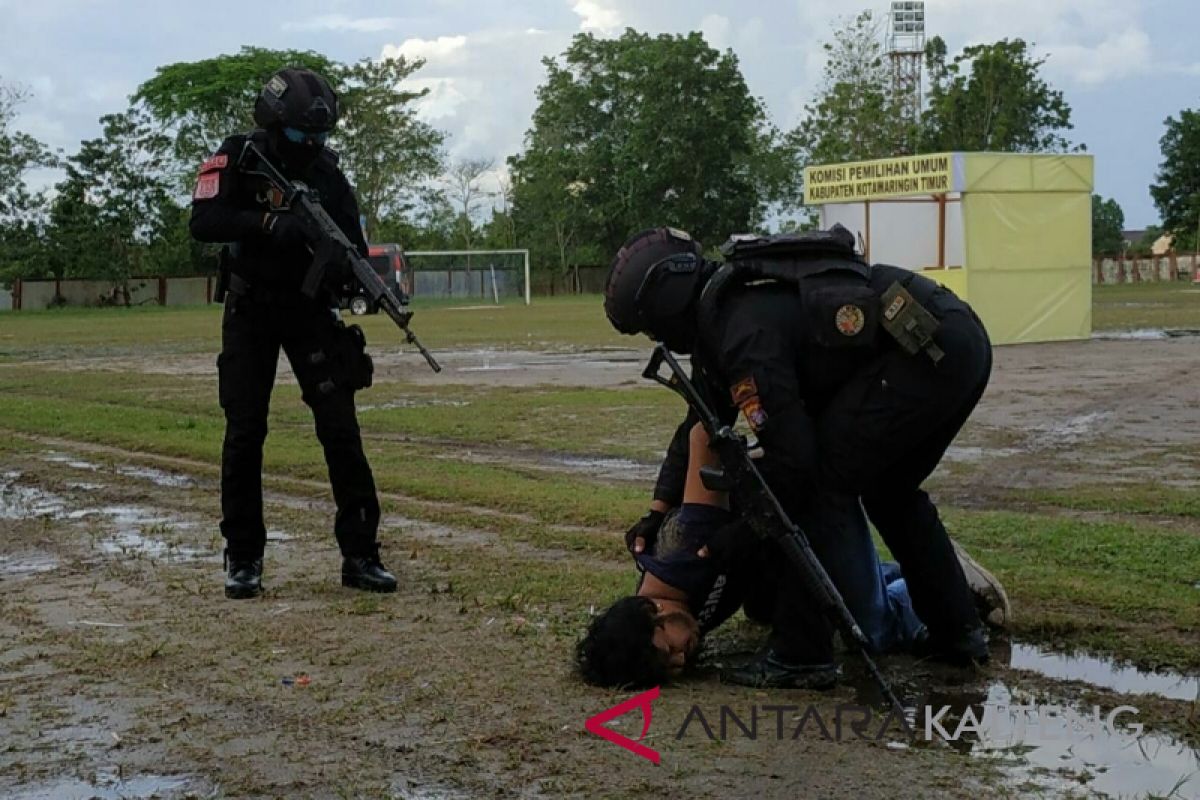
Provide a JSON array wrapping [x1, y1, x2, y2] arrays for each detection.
[[770, 491, 927, 662]]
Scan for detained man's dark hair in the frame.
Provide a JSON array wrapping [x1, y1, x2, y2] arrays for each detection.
[[576, 596, 669, 688]]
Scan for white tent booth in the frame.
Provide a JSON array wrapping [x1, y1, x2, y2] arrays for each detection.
[[804, 152, 1094, 345]]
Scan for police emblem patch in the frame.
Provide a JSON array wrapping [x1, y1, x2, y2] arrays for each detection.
[[741, 397, 768, 432], [193, 172, 220, 200], [835, 304, 866, 336]]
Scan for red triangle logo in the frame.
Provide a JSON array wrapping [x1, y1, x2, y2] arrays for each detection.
[[584, 686, 661, 764]]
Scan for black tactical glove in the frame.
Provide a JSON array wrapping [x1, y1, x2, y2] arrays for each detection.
[[262, 212, 313, 249], [625, 509, 666, 554]]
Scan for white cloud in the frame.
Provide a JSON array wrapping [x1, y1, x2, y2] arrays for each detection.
[[572, 0, 622, 34], [383, 35, 469, 65], [283, 14, 405, 33], [700, 14, 730, 50], [1044, 29, 1153, 86]]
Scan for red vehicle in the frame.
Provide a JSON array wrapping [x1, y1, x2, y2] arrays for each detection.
[[343, 243, 412, 315]]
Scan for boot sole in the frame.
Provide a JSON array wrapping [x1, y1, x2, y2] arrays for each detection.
[[341, 576, 397, 593], [225, 585, 262, 599]]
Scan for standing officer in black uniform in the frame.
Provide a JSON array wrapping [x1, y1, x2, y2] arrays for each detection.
[[606, 225, 992, 686], [190, 67, 396, 599]]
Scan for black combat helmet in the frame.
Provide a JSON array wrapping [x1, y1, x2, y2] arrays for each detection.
[[253, 67, 339, 133], [604, 227, 709, 353]]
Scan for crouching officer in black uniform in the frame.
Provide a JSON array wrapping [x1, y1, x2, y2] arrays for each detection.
[[606, 225, 993, 686], [190, 67, 396, 599]]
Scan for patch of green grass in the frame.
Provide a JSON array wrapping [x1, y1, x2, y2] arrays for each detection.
[[1020, 484, 1200, 519], [1092, 282, 1200, 331], [945, 508, 1200, 669]]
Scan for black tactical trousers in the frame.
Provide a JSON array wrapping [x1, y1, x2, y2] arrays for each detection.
[[217, 290, 381, 560], [817, 304, 992, 643]]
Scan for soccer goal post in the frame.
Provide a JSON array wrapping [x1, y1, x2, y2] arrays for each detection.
[[405, 249, 531, 305]]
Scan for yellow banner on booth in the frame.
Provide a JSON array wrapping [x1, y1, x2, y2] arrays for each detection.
[[804, 153, 954, 203]]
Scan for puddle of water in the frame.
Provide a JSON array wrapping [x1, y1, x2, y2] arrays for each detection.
[[1093, 328, 1200, 341], [0, 552, 60, 575], [1034, 411, 1112, 446], [917, 682, 1200, 799], [550, 455, 659, 482], [43, 452, 103, 471], [943, 445, 1024, 463], [8, 771, 207, 799], [63, 481, 105, 491], [98, 530, 207, 561], [390, 778, 468, 800], [1011, 642, 1200, 703], [114, 465, 193, 488], [0, 474, 68, 518], [359, 398, 471, 411]]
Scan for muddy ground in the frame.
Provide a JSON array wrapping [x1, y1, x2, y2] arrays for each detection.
[[1, 334, 1198, 799]]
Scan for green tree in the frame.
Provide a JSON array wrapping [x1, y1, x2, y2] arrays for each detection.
[[1091, 195, 1125, 255], [136, 49, 444, 229], [1149, 108, 1200, 247], [510, 29, 785, 272], [336, 55, 445, 233], [922, 38, 1076, 152], [1129, 225, 1164, 256], [791, 11, 917, 166], [134, 46, 339, 171], [0, 80, 57, 285], [45, 109, 190, 297]]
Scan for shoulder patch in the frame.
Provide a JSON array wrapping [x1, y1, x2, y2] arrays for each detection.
[[730, 376, 758, 406], [193, 172, 220, 200], [199, 154, 228, 173], [730, 376, 767, 432]]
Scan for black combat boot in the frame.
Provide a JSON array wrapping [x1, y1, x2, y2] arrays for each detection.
[[912, 625, 989, 667], [720, 651, 840, 690], [224, 551, 263, 599], [341, 544, 397, 593]]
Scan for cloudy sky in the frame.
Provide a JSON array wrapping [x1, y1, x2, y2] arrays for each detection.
[[0, 0, 1194, 227]]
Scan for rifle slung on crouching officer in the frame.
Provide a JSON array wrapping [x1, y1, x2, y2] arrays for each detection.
[[236, 141, 441, 373], [642, 344, 907, 720]]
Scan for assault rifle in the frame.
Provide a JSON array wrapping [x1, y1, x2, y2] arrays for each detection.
[[642, 344, 907, 718], [237, 141, 441, 373]]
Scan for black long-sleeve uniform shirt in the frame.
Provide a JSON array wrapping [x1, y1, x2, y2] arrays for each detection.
[[189, 131, 369, 292]]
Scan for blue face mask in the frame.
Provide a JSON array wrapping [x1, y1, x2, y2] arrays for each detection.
[[282, 127, 329, 146]]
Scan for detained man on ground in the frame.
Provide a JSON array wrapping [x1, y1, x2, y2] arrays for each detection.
[[575, 423, 1010, 689]]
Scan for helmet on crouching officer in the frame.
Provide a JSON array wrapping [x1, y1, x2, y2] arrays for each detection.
[[604, 227, 716, 354]]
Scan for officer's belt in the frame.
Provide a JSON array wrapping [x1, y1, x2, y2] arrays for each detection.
[[226, 272, 302, 306]]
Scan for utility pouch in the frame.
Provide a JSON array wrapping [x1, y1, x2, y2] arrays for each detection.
[[214, 246, 233, 303], [879, 281, 944, 364], [339, 323, 374, 391]]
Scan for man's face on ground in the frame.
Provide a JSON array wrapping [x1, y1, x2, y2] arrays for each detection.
[[652, 610, 701, 675]]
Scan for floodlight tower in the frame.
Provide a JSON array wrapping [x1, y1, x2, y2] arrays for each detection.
[[888, 0, 926, 151]]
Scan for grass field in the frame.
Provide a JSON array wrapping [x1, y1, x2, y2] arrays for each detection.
[[0, 282, 1197, 798]]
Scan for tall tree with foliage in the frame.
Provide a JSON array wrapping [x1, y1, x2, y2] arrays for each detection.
[[134, 46, 340, 171], [1091, 195, 1125, 255], [1149, 108, 1200, 248], [0, 80, 57, 284], [790, 11, 917, 166], [335, 55, 445, 234], [45, 109, 191, 298], [136, 48, 444, 229], [511, 29, 787, 270], [921, 38, 1076, 153]]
